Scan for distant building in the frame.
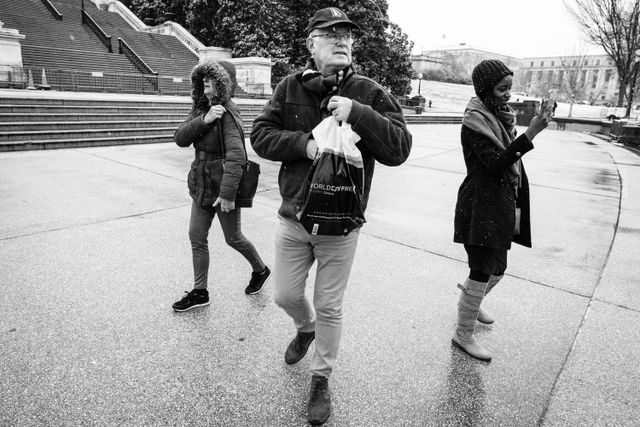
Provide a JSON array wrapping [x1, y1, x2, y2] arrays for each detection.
[[411, 43, 620, 106], [517, 54, 619, 105], [410, 53, 443, 73], [411, 43, 521, 83]]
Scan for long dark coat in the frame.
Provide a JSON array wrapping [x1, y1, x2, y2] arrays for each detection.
[[453, 125, 534, 249]]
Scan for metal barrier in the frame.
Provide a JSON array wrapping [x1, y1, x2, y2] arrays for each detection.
[[0, 66, 27, 89], [118, 38, 158, 91], [10, 66, 192, 96], [237, 82, 273, 98], [3, 67, 275, 98]]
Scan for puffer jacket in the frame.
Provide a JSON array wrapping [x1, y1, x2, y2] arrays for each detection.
[[174, 58, 247, 206], [250, 70, 412, 221]]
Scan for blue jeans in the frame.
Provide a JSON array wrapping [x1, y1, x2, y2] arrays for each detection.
[[189, 201, 265, 289], [273, 216, 360, 377]]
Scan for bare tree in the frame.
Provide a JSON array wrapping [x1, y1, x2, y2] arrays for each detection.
[[565, 0, 640, 114], [559, 53, 592, 117]]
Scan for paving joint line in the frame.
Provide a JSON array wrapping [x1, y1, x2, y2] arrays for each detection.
[[76, 149, 186, 182], [536, 148, 624, 426], [364, 231, 598, 300], [0, 204, 190, 241], [403, 163, 619, 199]]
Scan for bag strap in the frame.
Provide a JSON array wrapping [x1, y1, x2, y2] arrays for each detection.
[[217, 111, 249, 163]]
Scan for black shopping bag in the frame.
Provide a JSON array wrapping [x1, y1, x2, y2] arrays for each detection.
[[299, 117, 366, 236]]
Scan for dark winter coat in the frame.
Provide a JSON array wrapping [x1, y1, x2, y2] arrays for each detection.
[[453, 125, 534, 249], [250, 70, 412, 221], [174, 59, 248, 206]]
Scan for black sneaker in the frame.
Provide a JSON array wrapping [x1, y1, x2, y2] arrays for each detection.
[[244, 266, 271, 295], [308, 375, 331, 425], [172, 289, 209, 312], [284, 330, 315, 365]]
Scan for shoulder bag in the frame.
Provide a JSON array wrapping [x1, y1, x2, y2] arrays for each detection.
[[212, 115, 260, 208]]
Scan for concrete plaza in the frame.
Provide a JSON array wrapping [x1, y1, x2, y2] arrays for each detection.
[[1, 124, 639, 426]]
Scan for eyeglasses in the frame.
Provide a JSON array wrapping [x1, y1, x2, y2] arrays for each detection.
[[310, 33, 354, 43]]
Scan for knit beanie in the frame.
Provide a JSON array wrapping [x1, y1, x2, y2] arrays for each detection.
[[471, 60, 513, 98]]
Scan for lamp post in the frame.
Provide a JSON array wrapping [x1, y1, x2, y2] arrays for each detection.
[[625, 48, 640, 118], [417, 72, 423, 96]]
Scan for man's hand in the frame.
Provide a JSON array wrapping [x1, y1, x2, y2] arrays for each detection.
[[213, 197, 235, 212], [203, 105, 226, 125], [305, 139, 318, 160], [327, 96, 353, 123]]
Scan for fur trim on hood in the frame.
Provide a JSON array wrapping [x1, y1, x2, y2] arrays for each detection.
[[190, 58, 233, 114]]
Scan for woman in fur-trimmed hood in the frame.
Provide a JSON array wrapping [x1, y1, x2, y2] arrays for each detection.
[[171, 58, 270, 312]]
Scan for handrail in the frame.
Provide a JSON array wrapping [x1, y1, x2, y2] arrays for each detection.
[[105, 1, 146, 31], [95, 1, 204, 55], [81, 10, 112, 53], [118, 38, 158, 91], [40, 0, 63, 20], [145, 21, 204, 56]]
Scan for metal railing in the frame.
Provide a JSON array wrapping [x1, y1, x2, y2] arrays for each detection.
[[2, 67, 272, 98], [40, 0, 62, 20], [5, 66, 192, 96], [117, 38, 158, 92], [237, 82, 273, 98], [81, 10, 112, 53], [0, 66, 28, 89]]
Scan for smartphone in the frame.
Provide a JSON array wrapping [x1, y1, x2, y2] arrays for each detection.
[[542, 93, 557, 119]]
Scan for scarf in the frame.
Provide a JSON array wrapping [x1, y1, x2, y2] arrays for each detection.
[[462, 97, 520, 185], [300, 58, 354, 111]]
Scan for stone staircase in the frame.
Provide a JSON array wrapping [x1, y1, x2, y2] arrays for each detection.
[[0, 0, 199, 94], [1, 0, 144, 77], [0, 92, 266, 151], [404, 114, 462, 124], [0, 90, 462, 152]]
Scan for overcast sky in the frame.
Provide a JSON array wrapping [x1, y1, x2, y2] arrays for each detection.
[[386, 0, 606, 58]]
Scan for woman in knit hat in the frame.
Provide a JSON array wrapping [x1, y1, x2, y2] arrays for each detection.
[[452, 59, 549, 361], [172, 58, 270, 312]]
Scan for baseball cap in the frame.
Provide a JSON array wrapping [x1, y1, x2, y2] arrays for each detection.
[[305, 7, 360, 34]]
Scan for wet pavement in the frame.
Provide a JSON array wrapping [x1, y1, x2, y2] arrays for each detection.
[[1, 125, 639, 426]]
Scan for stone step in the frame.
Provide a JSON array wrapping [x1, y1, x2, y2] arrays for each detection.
[[405, 115, 462, 124], [0, 120, 183, 132], [0, 127, 178, 142], [0, 134, 174, 151], [0, 113, 186, 122], [0, 105, 190, 115]]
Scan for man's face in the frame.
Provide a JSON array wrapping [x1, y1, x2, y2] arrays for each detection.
[[307, 25, 354, 74]]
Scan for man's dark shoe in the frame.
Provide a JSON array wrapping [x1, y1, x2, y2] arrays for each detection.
[[284, 330, 315, 365], [245, 266, 271, 295], [308, 375, 331, 425], [172, 289, 209, 312]]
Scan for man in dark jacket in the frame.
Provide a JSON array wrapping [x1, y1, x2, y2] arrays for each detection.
[[251, 7, 411, 425]]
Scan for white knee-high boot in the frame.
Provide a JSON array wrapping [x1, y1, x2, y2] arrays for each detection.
[[452, 278, 491, 361], [477, 274, 503, 325]]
